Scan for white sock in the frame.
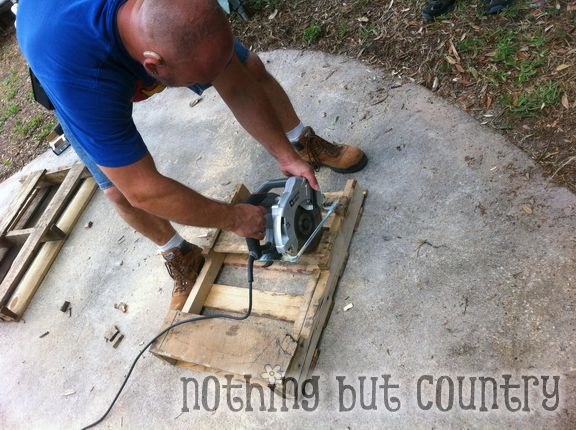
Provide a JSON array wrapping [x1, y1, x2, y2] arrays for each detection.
[[286, 121, 305, 143], [157, 233, 185, 253]]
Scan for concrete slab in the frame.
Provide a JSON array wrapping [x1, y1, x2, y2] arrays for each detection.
[[0, 50, 574, 429]]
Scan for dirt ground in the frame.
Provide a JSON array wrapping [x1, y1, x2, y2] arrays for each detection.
[[231, 0, 575, 192], [0, 25, 55, 181], [0, 1, 574, 192]]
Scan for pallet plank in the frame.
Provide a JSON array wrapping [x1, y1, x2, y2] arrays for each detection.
[[182, 184, 250, 314], [12, 186, 52, 230], [0, 170, 46, 236], [151, 310, 297, 381], [223, 253, 317, 275], [204, 283, 303, 322], [0, 163, 85, 308], [286, 180, 366, 381]]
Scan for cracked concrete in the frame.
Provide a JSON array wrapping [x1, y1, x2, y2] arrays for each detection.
[[0, 50, 574, 429]]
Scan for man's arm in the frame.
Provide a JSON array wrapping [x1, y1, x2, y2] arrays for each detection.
[[99, 154, 266, 239], [212, 54, 319, 189]]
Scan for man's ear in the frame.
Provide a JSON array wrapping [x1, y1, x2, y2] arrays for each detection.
[[142, 50, 163, 76]]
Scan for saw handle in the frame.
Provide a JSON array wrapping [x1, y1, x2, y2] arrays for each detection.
[[244, 190, 281, 260], [253, 178, 288, 194]]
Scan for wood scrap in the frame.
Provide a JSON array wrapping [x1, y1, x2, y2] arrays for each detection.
[[112, 334, 124, 349]]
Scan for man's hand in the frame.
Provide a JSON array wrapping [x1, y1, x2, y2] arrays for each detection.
[[230, 203, 267, 240], [278, 156, 319, 190]]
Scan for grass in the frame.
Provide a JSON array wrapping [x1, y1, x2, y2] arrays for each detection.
[[517, 55, 545, 85], [502, 83, 562, 117], [4, 87, 17, 101], [456, 37, 485, 57], [336, 24, 349, 40], [493, 31, 519, 66], [14, 113, 44, 137], [0, 102, 20, 127], [358, 24, 377, 39], [303, 23, 323, 45], [34, 118, 56, 143], [1, 70, 18, 87]]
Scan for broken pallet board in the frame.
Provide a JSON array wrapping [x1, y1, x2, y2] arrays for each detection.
[[0, 163, 97, 321], [151, 179, 366, 391]]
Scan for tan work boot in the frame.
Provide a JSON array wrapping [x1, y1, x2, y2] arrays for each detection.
[[162, 244, 205, 311], [294, 126, 368, 173]]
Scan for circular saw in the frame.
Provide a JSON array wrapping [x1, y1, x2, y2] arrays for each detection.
[[245, 177, 337, 262]]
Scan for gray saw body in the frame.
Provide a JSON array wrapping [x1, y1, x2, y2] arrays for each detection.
[[245, 177, 337, 262]]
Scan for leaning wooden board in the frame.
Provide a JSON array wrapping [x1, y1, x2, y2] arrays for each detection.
[[0, 163, 96, 321], [151, 179, 366, 390]]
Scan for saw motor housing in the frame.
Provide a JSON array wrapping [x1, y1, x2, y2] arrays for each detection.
[[245, 177, 324, 261]]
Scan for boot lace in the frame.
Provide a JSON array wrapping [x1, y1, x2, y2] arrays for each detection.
[[164, 257, 190, 293], [304, 131, 341, 171]]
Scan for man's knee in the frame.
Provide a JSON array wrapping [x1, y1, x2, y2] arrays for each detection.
[[103, 186, 132, 210]]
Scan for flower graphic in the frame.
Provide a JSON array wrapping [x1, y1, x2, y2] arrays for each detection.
[[261, 364, 284, 385]]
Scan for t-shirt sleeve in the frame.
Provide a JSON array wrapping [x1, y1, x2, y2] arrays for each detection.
[[55, 81, 148, 168]]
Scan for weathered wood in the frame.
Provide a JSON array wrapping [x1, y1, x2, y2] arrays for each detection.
[[214, 227, 330, 265], [11, 186, 52, 230], [0, 170, 46, 236], [285, 271, 331, 381], [204, 283, 304, 322], [290, 269, 321, 339], [0, 163, 85, 308], [152, 310, 297, 382], [4, 178, 97, 319], [181, 252, 226, 314], [0, 246, 19, 285], [153, 180, 366, 390], [285, 180, 366, 381], [181, 184, 250, 314], [223, 253, 317, 275], [19, 165, 90, 188], [4, 222, 67, 246]]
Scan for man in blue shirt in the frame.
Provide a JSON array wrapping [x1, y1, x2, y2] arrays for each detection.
[[17, 0, 368, 311]]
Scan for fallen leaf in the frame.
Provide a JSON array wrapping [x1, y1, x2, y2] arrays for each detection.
[[556, 64, 571, 72], [521, 204, 533, 215], [189, 97, 203, 108], [562, 93, 570, 109], [445, 55, 457, 65], [455, 64, 465, 74], [268, 9, 278, 20], [449, 40, 461, 62], [484, 94, 493, 109], [468, 67, 479, 79]]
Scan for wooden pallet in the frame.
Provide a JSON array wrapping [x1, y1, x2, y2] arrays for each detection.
[[151, 179, 366, 390], [0, 163, 96, 321]]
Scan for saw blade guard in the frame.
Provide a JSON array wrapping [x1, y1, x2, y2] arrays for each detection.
[[272, 176, 324, 256]]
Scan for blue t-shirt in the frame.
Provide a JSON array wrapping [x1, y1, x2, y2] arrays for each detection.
[[17, 0, 164, 167]]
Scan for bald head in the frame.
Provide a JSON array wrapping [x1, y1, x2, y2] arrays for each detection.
[[140, 0, 228, 59], [121, 0, 234, 86]]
